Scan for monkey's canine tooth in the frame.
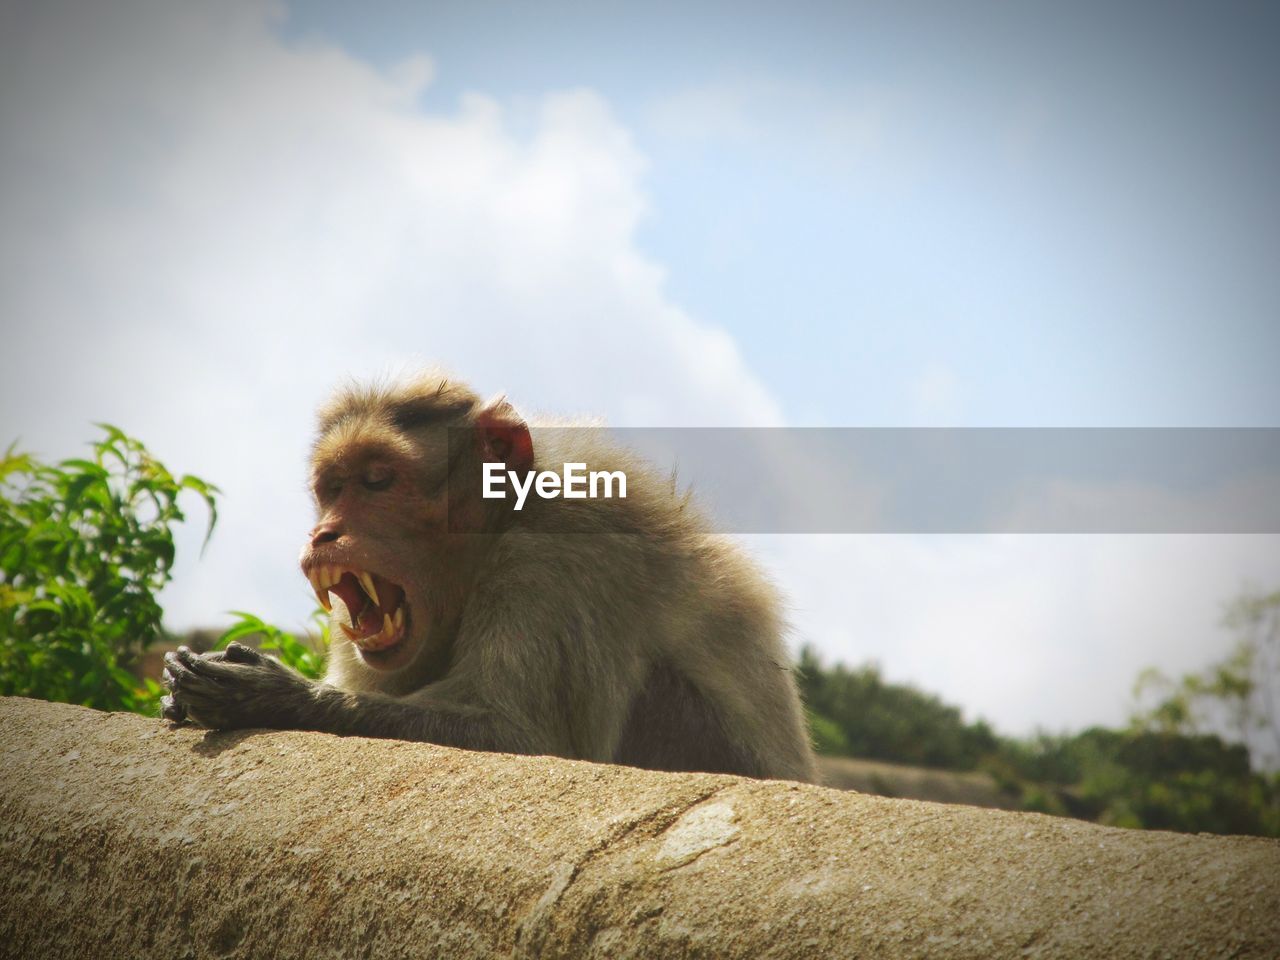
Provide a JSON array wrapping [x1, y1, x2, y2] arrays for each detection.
[[393, 606, 404, 630], [382, 613, 394, 638], [306, 569, 332, 611], [358, 571, 379, 606]]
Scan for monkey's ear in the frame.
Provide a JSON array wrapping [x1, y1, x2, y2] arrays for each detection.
[[475, 398, 534, 472]]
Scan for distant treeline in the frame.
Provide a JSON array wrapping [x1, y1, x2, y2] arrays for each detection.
[[798, 645, 1280, 838], [797, 647, 998, 768]]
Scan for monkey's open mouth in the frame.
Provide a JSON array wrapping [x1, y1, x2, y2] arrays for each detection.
[[306, 565, 408, 653]]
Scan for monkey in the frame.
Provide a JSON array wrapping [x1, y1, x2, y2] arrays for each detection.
[[162, 373, 817, 783]]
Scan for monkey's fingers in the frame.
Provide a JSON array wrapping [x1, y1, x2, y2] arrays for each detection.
[[161, 662, 182, 692], [160, 694, 188, 723], [221, 641, 263, 665], [165, 647, 244, 683], [162, 654, 242, 729]]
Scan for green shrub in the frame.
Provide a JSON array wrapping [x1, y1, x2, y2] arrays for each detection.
[[797, 645, 998, 769], [0, 426, 217, 712], [805, 706, 850, 756]]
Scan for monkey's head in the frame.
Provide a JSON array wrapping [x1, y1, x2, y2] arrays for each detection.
[[299, 373, 533, 682]]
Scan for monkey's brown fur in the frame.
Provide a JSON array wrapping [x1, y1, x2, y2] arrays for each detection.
[[163, 372, 817, 783]]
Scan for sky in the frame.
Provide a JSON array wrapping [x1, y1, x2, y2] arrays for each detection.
[[1, 0, 1278, 738]]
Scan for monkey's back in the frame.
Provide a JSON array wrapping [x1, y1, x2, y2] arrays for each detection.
[[480, 428, 817, 783]]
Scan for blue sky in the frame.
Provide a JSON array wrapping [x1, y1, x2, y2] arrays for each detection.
[[1, 0, 1277, 737], [286, 0, 1280, 427]]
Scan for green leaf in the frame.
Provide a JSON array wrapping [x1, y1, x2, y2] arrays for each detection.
[[1, 426, 221, 713]]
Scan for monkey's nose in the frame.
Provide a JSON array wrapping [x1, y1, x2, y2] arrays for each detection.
[[310, 523, 341, 546]]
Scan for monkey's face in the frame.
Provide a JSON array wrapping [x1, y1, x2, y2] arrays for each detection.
[[300, 424, 474, 678], [299, 377, 527, 683]]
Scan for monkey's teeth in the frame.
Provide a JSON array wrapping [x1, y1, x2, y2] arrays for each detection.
[[340, 609, 403, 653], [358, 571, 379, 606], [305, 569, 331, 611]]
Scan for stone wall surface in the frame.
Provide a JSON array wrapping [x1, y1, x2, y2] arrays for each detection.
[[1, 696, 1277, 959]]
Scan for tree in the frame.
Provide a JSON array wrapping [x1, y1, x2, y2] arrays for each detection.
[[797, 646, 998, 769], [1132, 586, 1280, 771]]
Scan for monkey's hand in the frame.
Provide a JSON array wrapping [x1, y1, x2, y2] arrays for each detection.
[[161, 642, 316, 731]]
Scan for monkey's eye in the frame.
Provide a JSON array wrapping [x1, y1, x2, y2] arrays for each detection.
[[362, 468, 394, 492]]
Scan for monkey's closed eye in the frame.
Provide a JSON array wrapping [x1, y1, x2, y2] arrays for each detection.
[[362, 470, 394, 492]]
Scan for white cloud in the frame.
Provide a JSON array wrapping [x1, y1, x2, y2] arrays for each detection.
[[0, 0, 781, 631], [749, 533, 1280, 735]]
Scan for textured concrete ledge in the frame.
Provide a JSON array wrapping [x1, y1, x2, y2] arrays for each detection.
[[0, 696, 1277, 959]]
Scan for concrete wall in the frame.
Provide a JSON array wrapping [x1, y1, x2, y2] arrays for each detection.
[[0, 696, 1276, 959]]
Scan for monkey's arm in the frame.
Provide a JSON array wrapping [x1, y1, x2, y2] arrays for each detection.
[[161, 643, 508, 752]]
